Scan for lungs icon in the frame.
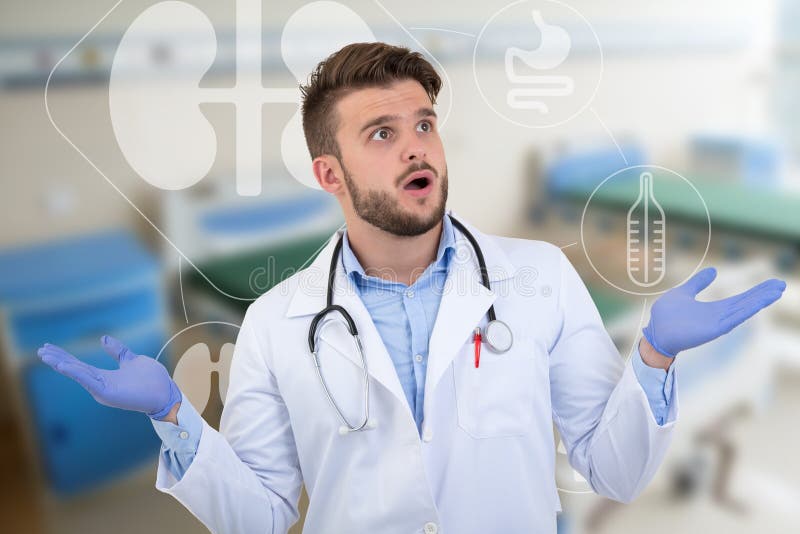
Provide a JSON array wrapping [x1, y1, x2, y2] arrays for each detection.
[[172, 342, 235, 413]]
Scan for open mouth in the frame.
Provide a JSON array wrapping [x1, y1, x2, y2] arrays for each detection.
[[401, 170, 435, 196], [404, 176, 431, 190]]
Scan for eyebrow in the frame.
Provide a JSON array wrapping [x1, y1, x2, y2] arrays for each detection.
[[359, 107, 437, 135]]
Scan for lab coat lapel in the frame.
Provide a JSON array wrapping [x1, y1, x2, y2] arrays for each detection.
[[286, 229, 410, 410], [286, 218, 516, 421], [424, 218, 515, 409]]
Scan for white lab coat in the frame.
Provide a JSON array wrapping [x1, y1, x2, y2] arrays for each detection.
[[155, 213, 679, 534]]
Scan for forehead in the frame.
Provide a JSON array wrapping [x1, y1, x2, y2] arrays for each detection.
[[335, 79, 432, 135]]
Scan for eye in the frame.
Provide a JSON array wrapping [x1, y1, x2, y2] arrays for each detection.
[[417, 120, 433, 133], [370, 127, 391, 141]]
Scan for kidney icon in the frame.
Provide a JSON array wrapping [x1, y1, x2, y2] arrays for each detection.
[[110, 1, 219, 192]]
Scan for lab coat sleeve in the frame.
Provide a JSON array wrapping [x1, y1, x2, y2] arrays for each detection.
[[149, 397, 203, 480], [548, 249, 678, 504], [631, 341, 677, 426], [153, 305, 303, 534]]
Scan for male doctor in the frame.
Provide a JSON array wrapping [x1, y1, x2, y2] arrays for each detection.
[[38, 42, 786, 534]]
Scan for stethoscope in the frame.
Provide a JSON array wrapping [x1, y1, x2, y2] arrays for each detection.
[[307, 214, 513, 434]]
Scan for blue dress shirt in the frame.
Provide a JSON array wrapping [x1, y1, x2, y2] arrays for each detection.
[[150, 395, 204, 480], [631, 346, 676, 425], [151, 217, 675, 480], [339, 214, 457, 435]]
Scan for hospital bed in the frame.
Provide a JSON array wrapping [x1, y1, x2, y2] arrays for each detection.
[[0, 230, 168, 497], [533, 150, 800, 533], [161, 174, 343, 320]]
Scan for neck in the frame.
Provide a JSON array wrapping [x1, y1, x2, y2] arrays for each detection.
[[344, 214, 443, 286]]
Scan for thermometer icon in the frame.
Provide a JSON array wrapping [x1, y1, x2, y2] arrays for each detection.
[[626, 171, 666, 287]]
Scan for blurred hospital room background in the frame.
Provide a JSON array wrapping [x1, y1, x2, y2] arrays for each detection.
[[1, 0, 799, 532]]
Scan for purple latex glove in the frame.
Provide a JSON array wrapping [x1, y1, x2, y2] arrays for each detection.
[[643, 267, 786, 358], [37, 335, 181, 420]]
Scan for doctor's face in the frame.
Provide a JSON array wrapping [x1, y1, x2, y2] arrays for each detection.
[[331, 79, 448, 236]]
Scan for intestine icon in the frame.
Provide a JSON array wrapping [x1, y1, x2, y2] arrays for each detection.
[[504, 10, 574, 112]]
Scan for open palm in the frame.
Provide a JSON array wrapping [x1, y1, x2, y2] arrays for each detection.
[[643, 267, 786, 358], [37, 335, 181, 419]]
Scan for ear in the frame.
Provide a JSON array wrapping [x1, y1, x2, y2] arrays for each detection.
[[312, 155, 344, 194]]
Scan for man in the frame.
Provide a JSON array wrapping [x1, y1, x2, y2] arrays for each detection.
[[38, 42, 786, 533]]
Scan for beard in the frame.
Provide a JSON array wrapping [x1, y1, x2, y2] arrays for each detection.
[[340, 160, 448, 237]]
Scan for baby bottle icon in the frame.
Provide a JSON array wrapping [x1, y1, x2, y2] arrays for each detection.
[[504, 10, 574, 112], [626, 172, 666, 287]]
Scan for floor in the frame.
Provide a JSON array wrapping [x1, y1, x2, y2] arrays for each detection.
[[572, 370, 800, 534]]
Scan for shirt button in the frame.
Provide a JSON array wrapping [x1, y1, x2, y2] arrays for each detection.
[[406, 289, 415, 298], [415, 354, 423, 363], [424, 522, 438, 534], [179, 431, 189, 440]]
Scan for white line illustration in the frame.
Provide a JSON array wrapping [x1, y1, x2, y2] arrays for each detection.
[[626, 171, 666, 287], [504, 10, 573, 112]]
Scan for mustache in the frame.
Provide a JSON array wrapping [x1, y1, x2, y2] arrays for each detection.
[[396, 161, 437, 187]]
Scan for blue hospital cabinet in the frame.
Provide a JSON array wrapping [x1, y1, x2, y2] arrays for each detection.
[[0, 229, 168, 495]]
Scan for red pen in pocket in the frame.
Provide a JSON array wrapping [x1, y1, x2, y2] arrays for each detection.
[[473, 327, 481, 368]]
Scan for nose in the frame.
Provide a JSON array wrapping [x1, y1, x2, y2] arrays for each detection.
[[402, 141, 426, 163]]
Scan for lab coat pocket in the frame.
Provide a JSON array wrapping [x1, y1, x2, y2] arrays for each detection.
[[452, 336, 537, 439]]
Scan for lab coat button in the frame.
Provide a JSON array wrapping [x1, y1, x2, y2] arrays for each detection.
[[179, 431, 189, 440], [423, 522, 438, 534], [423, 428, 433, 442]]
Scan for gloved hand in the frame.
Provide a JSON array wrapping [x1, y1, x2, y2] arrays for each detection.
[[37, 335, 181, 420], [643, 267, 786, 358]]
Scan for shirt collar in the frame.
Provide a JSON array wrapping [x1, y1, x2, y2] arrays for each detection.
[[341, 215, 456, 283]]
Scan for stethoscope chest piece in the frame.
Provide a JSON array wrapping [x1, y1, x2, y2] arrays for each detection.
[[484, 319, 513, 353]]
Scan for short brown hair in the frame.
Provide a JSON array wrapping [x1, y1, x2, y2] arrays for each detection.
[[299, 42, 442, 161]]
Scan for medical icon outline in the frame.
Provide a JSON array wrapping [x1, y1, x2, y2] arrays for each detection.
[[504, 10, 574, 112], [473, 0, 603, 129], [172, 341, 235, 412], [580, 165, 711, 297], [626, 171, 667, 287], [155, 321, 240, 412], [109, 0, 376, 196]]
